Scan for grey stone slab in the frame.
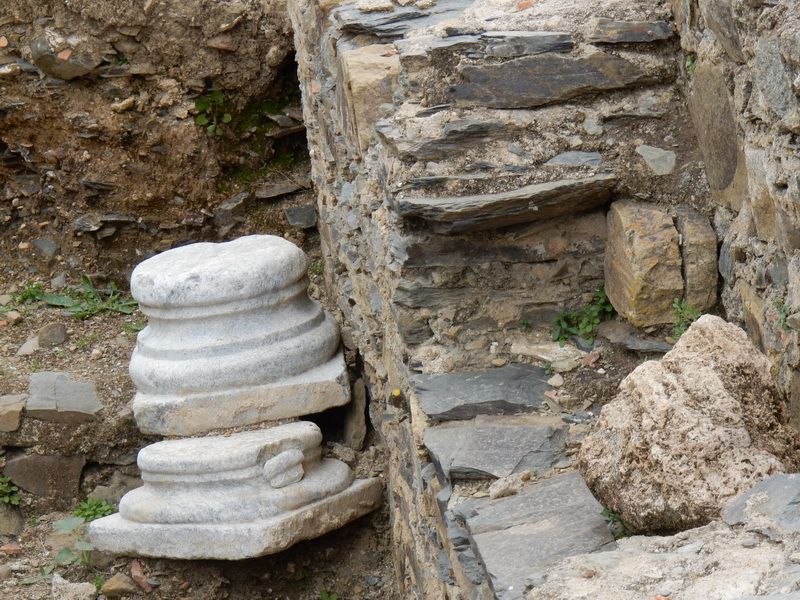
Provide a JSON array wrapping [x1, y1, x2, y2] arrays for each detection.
[[596, 321, 673, 353], [4, 453, 85, 507], [482, 31, 573, 58], [377, 117, 507, 161], [585, 18, 673, 44], [393, 174, 616, 233], [450, 52, 654, 109], [332, 0, 470, 39], [27, 371, 101, 424], [454, 471, 615, 599], [723, 473, 800, 539], [284, 204, 318, 229], [423, 415, 568, 480], [413, 364, 549, 421], [545, 151, 602, 167]]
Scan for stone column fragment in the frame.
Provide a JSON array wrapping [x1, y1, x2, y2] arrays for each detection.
[[88, 422, 382, 559], [129, 235, 350, 436]]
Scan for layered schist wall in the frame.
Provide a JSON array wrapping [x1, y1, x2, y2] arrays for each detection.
[[288, 0, 721, 597], [673, 0, 800, 424]]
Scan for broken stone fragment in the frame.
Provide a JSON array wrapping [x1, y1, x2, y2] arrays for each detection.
[[27, 371, 101, 424], [88, 423, 383, 559], [579, 315, 800, 534], [604, 200, 684, 326], [3, 453, 85, 508], [0, 395, 26, 432], [635, 145, 676, 175], [129, 235, 350, 436], [29, 37, 101, 80]]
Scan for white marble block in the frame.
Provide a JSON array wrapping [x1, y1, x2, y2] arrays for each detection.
[[87, 422, 383, 559], [128, 235, 350, 436]]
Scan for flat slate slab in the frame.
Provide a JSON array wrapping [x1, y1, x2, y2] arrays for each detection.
[[585, 18, 673, 44], [412, 364, 550, 421], [453, 471, 615, 599], [450, 52, 653, 109], [27, 371, 101, 424], [393, 174, 616, 233], [423, 415, 568, 480], [723, 474, 800, 539]]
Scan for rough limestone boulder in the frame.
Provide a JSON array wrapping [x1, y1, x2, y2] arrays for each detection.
[[578, 314, 800, 533]]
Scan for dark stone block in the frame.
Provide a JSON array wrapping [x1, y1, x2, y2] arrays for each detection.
[[450, 52, 655, 109], [393, 174, 616, 233], [284, 204, 318, 229], [413, 364, 549, 421], [585, 18, 673, 44], [423, 415, 568, 480], [481, 31, 573, 58], [4, 453, 85, 507]]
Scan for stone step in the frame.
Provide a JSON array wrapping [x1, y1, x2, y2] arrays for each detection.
[[452, 471, 615, 599]]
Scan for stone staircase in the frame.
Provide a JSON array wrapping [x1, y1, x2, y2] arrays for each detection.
[[288, 0, 715, 596]]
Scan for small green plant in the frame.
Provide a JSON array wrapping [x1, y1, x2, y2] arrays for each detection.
[[93, 575, 106, 592], [309, 258, 325, 277], [518, 318, 532, 332], [0, 476, 20, 506], [123, 319, 147, 334], [50, 515, 97, 566], [320, 592, 339, 600], [39, 275, 137, 319], [601, 508, 631, 539], [685, 53, 697, 76], [74, 498, 115, 522], [29, 358, 43, 372], [12, 282, 45, 305], [195, 90, 232, 136], [20, 565, 54, 585], [775, 298, 791, 331], [671, 298, 702, 339], [553, 286, 616, 345]]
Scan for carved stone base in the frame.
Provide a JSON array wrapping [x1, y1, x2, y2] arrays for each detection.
[[87, 423, 383, 559], [88, 478, 382, 559]]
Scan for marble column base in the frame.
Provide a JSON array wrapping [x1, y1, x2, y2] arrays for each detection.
[[87, 478, 382, 560]]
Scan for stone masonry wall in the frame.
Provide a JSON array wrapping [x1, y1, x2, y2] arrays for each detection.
[[289, 0, 723, 596], [673, 0, 800, 425]]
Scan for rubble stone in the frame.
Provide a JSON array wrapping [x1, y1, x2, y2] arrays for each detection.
[[579, 315, 800, 533], [604, 200, 684, 326]]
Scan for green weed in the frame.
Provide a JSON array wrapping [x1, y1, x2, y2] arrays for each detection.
[[775, 298, 791, 331], [309, 258, 325, 277], [553, 286, 615, 345], [195, 90, 232, 136], [320, 592, 339, 600], [671, 299, 702, 339], [74, 498, 115, 522], [12, 282, 45, 305], [39, 275, 137, 319], [601, 508, 631, 539], [0, 476, 20, 506]]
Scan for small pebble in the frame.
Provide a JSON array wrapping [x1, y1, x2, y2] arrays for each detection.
[[547, 373, 564, 387], [491, 358, 507, 367], [596, 368, 606, 375]]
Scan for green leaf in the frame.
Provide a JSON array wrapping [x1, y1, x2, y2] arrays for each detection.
[[194, 97, 210, 112], [53, 516, 84, 533], [209, 90, 224, 104], [74, 540, 94, 551], [207, 124, 216, 134], [39, 294, 77, 308], [195, 114, 209, 126], [55, 547, 78, 565], [222, 113, 232, 123]]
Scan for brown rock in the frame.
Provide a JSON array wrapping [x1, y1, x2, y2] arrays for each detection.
[[5, 310, 22, 325], [101, 573, 139, 597], [604, 200, 683, 326], [341, 44, 399, 152], [675, 207, 718, 311], [0, 504, 23, 536], [0, 394, 26, 432], [37, 323, 68, 347], [578, 315, 800, 534], [3, 454, 85, 507]]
